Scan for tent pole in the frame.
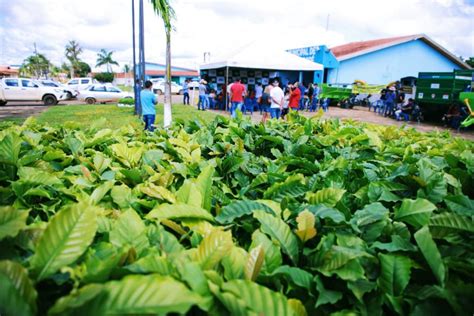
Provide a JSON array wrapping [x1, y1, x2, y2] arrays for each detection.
[[225, 66, 229, 111]]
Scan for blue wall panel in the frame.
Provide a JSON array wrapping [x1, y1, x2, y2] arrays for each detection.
[[327, 40, 461, 84]]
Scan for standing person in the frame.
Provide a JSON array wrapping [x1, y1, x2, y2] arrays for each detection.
[[298, 82, 306, 110], [229, 78, 246, 118], [182, 79, 190, 105], [281, 88, 290, 120], [141, 80, 158, 132], [269, 80, 284, 119], [310, 83, 320, 112], [307, 83, 314, 110], [289, 82, 300, 111], [198, 79, 208, 111], [384, 86, 396, 117], [261, 84, 273, 123], [255, 82, 263, 113]]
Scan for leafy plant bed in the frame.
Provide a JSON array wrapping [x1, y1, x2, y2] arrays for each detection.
[[0, 113, 473, 315]]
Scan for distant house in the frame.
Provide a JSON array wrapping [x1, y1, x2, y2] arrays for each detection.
[[0, 65, 19, 78], [136, 62, 199, 84], [289, 34, 471, 85]]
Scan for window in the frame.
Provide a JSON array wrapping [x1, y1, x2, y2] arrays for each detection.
[[68, 80, 78, 85], [106, 87, 120, 93], [22, 80, 37, 88], [4, 79, 18, 87], [42, 81, 58, 87], [91, 86, 106, 92], [81, 79, 90, 84]]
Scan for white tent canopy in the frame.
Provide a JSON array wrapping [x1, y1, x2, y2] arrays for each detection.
[[200, 46, 323, 71]]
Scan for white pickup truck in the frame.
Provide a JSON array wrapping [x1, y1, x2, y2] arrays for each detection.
[[0, 78, 67, 106]]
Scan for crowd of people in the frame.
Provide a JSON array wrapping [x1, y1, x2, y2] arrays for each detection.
[[191, 78, 327, 122]]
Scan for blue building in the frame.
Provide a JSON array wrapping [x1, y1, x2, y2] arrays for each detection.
[[289, 34, 471, 85]]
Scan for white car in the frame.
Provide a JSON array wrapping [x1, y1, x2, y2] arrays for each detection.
[[78, 84, 132, 104], [152, 81, 184, 95], [66, 77, 98, 92], [0, 78, 67, 106], [38, 79, 77, 99]]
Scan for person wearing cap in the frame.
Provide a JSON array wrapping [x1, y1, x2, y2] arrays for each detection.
[[229, 77, 246, 118], [269, 80, 284, 119], [198, 79, 209, 111]]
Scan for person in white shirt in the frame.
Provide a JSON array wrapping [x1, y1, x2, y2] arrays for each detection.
[[269, 80, 284, 119]]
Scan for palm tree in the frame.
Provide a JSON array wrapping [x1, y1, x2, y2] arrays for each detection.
[[149, 0, 175, 128], [65, 40, 83, 78], [96, 49, 120, 73]]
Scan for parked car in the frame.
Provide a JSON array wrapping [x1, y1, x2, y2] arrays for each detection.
[[0, 77, 67, 106], [66, 77, 98, 92], [188, 80, 200, 90], [78, 84, 132, 104], [38, 79, 77, 99], [152, 81, 184, 95]]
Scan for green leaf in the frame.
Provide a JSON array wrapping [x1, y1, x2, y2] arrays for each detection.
[[140, 183, 176, 203], [176, 180, 202, 207], [306, 204, 346, 223], [250, 230, 282, 274], [428, 213, 474, 236], [101, 274, 202, 314], [109, 209, 149, 256], [254, 210, 299, 264], [48, 284, 105, 316], [80, 242, 123, 283], [212, 279, 294, 316], [195, 230, 234, 270], [307, 187, 346, 207], [0, 260, 37, 316], [147, 224, 184, 255], [371, 235, 418, 252], [89, 181, 114, 205], [124, 254, 173, 275], [146, 203, 214, 222], [270, 265, 313, 289], [222, 246, 248, 281], [377, 253, 412, 296], [195, 165, 215, 211], [216, 200, 275, 224], [414, 226, 446, 286], [444, 195, 474, 216], [0, 133, 21, 165], [314, 275, 343, 308], [175, 260, 213, 311], [394, 198, 437, 228], [18, 167, 63, 186], [0, 206, 29, 240], [110, 142, 143, 168], [263, 174, 307, 201], [110, 185, 133, 208], [294, 210, 317, 243], [30, 203, 98, 281], [244, 245, 264, 281], [350, 202, 389, 241], [288, 299, 308, 316]]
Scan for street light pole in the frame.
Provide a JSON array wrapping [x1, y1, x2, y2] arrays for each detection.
[[132, 0, 139, 115]]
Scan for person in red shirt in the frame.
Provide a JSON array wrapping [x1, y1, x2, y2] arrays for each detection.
[[289, 82, 301, 110], [229, 78, 246, 118]]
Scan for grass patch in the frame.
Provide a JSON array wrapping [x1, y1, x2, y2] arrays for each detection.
[[36, 103, 220, 129], [117, 84, 133, 92]]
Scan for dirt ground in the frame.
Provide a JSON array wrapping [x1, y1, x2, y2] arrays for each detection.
[[2, 99, 473, 141]]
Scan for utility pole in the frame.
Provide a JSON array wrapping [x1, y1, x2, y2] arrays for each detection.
[[326, 14, 330, 32], [33, 42, 40, 79], [132, 0, 139, 115]]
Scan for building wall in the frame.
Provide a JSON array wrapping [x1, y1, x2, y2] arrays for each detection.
[[327, 40, 462, 84]]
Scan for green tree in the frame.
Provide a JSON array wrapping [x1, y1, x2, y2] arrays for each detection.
[[65, 40, 83, 78], [150, 0, 176, 128], [96, 49, 119, 73], [466, 57, 474, 68], [74, 62, 92, 77], [123, 64, 131, 74], [20, 53, 52, 78]]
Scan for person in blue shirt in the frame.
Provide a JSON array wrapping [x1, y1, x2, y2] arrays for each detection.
[[141, 80, 158, 131]]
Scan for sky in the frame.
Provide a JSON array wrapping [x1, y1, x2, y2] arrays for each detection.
[[0, 0, 473, 72]]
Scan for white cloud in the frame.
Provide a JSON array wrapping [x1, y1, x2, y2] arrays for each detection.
[[0, 0, 472, 71]]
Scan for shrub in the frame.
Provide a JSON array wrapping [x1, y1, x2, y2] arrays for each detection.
[[94, 72, 114, 83]]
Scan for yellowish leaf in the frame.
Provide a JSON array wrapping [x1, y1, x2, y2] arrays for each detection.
[[294, 210, 317, 243], [244, 245, 265, 281]]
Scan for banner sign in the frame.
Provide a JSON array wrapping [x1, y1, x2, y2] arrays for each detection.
[[352, 85, 385, 94]]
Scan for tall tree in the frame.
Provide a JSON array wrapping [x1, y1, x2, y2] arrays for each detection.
[[96, 49, 119, 73], [21, 53, 52, 78], [150, 0, 175, 128], [65, 40, 83, 78], [123, 64, 131, 73]]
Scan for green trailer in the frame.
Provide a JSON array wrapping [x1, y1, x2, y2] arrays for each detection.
[[415, 70, 473, 118]]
